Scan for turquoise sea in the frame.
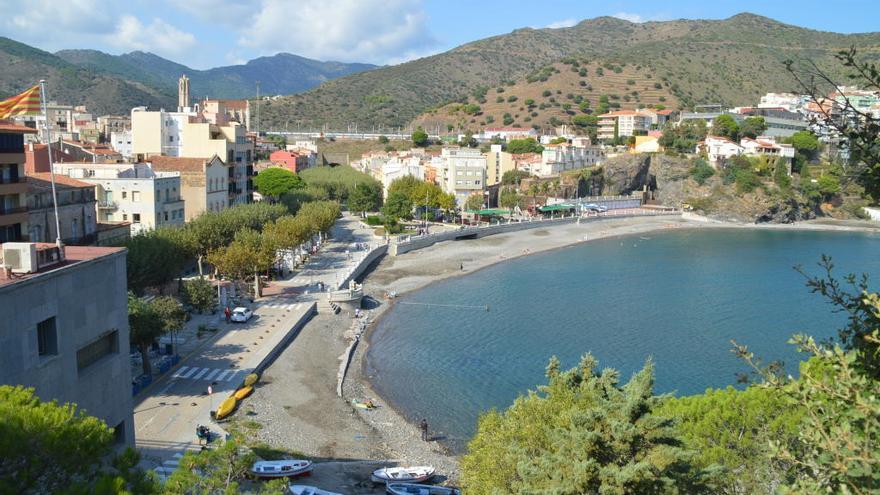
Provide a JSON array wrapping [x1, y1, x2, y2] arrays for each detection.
[[364, 228, 880, 451]]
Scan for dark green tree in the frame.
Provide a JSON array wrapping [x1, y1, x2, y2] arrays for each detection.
[[124, 230, 187, 295], [378, 135, 389, 144], [381, 191, 413, 220], [411, 127, 429, 147], [252, 167, 304, 200], [739, 116, 767, 139], [501, 170, 531, 185], [347, 181, 383, 216], [465, 193, 485, 211], [711, 114, 739, 140], [506, 138, 543, 154], [462, 356, 711, 494], [182, 278, 215, 314]]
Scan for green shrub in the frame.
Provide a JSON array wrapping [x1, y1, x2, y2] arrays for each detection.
[[689, 159, 715, 185], [365, 215, 384, 226]]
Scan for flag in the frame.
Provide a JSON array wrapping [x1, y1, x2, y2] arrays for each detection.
[[0, 85, 41, 119]]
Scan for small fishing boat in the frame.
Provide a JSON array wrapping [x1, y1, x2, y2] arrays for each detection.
[[250, 459, 313, 479], [234, 385, 253, 400], [214, 396, 237, 420], [289, 485, 342, 495], [386, 483, 460, 495], [371, 466, 435, 484]]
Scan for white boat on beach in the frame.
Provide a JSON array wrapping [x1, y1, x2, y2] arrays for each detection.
[[250, 459, 313, 478], [371, 466, 435, 483], [289, 485, 343, 495], [386, 482, 460, 495]]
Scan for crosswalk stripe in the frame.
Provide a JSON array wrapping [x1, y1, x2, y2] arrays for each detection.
[[173, 453, 184, 458], [172, 366, 190, 378], [203, 369, 220, 381], [192, 368, 209, 380], [215, 369, 231, 381], [165, 460, 179, 467], [225, 370, 240, 382], [180, 367, 199, 379]]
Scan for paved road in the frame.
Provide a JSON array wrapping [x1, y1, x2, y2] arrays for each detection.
[[135, 214, 377, 481]]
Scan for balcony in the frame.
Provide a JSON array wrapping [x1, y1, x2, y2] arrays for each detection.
[[0, 175, 24, 185], [0, 206, 27, 215], [97, 200, 118, 210]]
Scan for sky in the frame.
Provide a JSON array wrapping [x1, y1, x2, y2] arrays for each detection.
[[0, 0, 877, 70]]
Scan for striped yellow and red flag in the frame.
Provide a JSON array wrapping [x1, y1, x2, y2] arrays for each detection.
[[0, 85, 41, 120]]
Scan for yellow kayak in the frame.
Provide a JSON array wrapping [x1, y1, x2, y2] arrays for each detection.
[[215, 396, 237, 420], [244, 373, 259, 387], [234, 386, 253, 400]]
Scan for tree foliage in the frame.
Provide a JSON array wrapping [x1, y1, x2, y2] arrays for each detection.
[[182, 277, 216, 314], [506, 138, 544, 154], [739, 116, 767, 139], [298, 165, 380, 202], [124, 230, 187, 295], [412, 127, 429, 147], [465, 193, 485, 211], [128, 294, 184, 376], [689, 158, 715, 185], [252, 167, 304, 199], [462, 356, 710, 494], [501, 169, 532, 185], [711, 114, 739, 141], [660, 120, 707, 153], [381, 191, 413, 220], [348, 181, 383, 215]]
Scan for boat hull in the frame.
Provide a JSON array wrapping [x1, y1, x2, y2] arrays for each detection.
[[371, 466, 435, 484], [386, 483, 459, 495]]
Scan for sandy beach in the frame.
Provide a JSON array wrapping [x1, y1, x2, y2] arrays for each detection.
[[242, 214, 879, 491]]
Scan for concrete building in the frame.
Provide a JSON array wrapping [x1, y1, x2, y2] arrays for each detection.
[[26, 174, 97, 245], [13, 103, 80, 143], [0, 242, 134, 446], [268, 150, 311, 174], [486, 144, 516, 186], [479, 127, 538, 141], [55, 162, 184, 234], [759, 93, 807, 113], [435, 147, 487, 205], [57, 140, 123, 163], [1, 122, 36, 243], [97, 115, 131, 141], [110, 130, 133, 159], [698, 136, 744, 166], [178, 75, 190, 111], [201, 99, 250, 130], [147, 155, 229, 221], [598, 111, 652, 140], [131, 107, 253, 206], [379, 156, 424, 197]]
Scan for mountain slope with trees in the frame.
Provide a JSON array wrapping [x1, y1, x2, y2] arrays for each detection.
[[260, 13, 880, 130]]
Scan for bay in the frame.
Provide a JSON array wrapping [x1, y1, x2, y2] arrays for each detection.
[[364, 228, 880, 451]]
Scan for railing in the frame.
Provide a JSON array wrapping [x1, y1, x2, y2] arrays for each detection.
[[97, 200, 118, 209], [0, 206, 27, 215], [0, 176, 25, 185]]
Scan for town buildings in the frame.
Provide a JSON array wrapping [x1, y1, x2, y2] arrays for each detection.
[[147, 155, 229, 221], [598, 110, 652, 139], [0, 242, 134, 446], [268, 150, 311, 174], [486, 144, 516, 186], [26, 173, 97, 245], [0, 122, 36, 243], [434, 147, 487, 205], [697, 135, 795, 167], [55, 162, 184, 234], [479, 127, 538, 141]]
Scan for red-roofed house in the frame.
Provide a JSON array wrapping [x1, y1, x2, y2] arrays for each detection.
[[697, 136, 744, 165]]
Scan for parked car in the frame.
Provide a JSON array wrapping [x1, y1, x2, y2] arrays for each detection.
[[584, 203, 608, 212], [230, 307, 253, 323]]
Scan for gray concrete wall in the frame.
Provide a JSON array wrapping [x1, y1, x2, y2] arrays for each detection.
[[0, 250, 135, 446], [336, 244, 388, 290], [251, 302, 317, 380]]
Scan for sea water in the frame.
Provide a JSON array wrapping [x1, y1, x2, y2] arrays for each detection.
[[365, 228, 880, 451]]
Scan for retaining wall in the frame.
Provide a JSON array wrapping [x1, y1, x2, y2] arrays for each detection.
[[250, 302, 317, 378], [336, 244, 389, 290]]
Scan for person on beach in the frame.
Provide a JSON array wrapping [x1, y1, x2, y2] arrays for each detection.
[[420, 418, 429, 441]]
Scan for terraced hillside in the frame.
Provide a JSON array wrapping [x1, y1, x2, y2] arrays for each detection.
[[260, 13, 880, 130], [413, 60, 679, 132]]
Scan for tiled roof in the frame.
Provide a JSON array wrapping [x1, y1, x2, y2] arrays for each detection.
[[148, 155, 217, 172], [0, 120, 37, 133], [484, 127, 533, 132], [27, 173, 95, 190]]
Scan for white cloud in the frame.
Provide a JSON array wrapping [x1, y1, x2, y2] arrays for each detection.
[[546, 18, 578, 29], [611, 12, 670, 24], [109, 15, 196, 56], [176, 0, 438, 64]]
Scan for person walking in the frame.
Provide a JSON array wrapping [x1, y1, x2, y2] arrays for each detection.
[[419, 418, 429, 441], [224, 306, 231, 323]]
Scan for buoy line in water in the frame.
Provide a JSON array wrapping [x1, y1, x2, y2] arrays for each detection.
[[397, 301, 490, 311]]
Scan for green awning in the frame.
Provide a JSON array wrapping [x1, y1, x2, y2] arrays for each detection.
[[465, 208, 511, 216], [538, 204, 576, 212]]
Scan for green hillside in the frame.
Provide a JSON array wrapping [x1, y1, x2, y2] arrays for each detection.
[[0, 37, 173, 115], [260, 13, 880, 130]]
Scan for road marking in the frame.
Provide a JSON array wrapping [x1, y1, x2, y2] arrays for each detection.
[[203, 369, 221, 381], [180, 367, 199, 379], [192, 368, 209, 380], [225, 370, 241, 382], [215, 369, 231, 381], [172, 366, 190, 378]]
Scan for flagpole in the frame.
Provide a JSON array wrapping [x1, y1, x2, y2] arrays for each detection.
[[38, 79, 64, 252]]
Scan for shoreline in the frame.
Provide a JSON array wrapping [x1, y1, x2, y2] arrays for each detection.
[[349, 215, 880, 461], [244, 214, 879, 490]]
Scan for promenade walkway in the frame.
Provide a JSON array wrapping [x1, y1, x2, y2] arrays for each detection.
[[135, 214, 377, 481]]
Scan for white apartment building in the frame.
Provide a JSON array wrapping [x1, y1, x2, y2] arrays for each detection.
[[435, 147, 487, 205], [759, 93, 808, 113], [379, 156, 425, 197], [110, 130, 133, 159], [479, 127, 538, 141], [598, 111, 652, 140], [54, 162, 185, 235], [531, 144, 605, 177]]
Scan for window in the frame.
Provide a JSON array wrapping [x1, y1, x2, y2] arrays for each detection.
[[132, 191, 140, 202], [76, 330, 118, 372], [113, 420, 126, 445], [36, 317, 58, 356], [169, 136, 174, 142], [121, 191, 127, 199], [163, 212, 168, 221], [132, 213, 140, 223]]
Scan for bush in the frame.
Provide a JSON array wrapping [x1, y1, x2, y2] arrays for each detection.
[[689, 159, 715, 185], [365, 215, 384, 226], [182, 278, 215, 314], [734, 169, 762, 194]]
